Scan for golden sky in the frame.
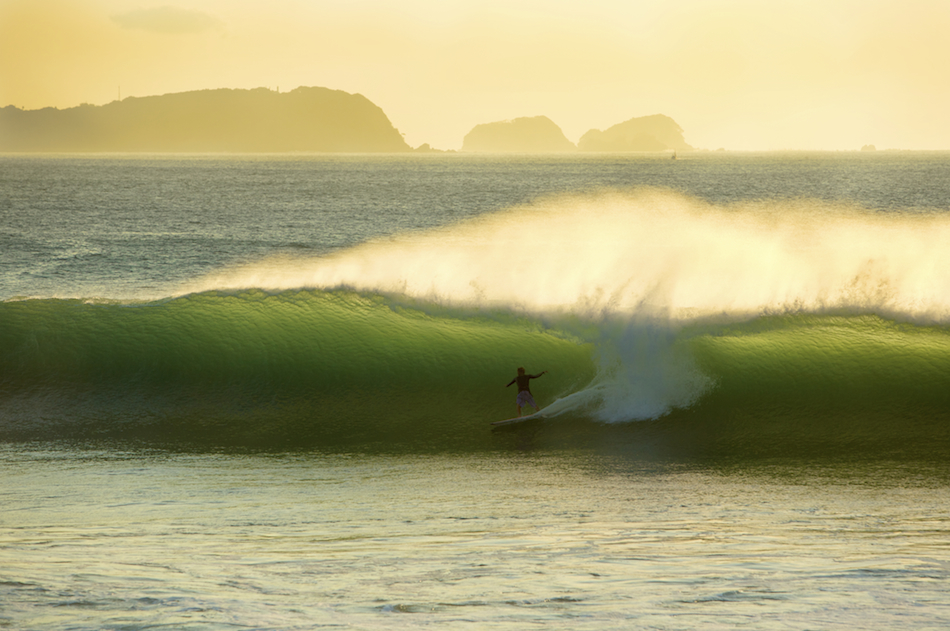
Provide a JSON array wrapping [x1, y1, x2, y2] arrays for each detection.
[[2, 0, 948, 150]]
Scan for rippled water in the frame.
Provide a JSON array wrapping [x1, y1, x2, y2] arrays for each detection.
[[2, 448, 949, 630]]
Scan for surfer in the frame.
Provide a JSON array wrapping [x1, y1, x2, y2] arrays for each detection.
[[506, 367, 548, 417]]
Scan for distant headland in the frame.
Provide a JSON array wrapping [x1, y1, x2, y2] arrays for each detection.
[[0, 87, 411, 153], [1, 85, 698, 153], [460, 113, 693, 153]]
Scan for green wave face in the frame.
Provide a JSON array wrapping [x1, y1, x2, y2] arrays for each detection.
[[4, 291, 950, 459], [676, 314, 950, 459], [0, 290, 597, 449], [690, 314, 950, 405]]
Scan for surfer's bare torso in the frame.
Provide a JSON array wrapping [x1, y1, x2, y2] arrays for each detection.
[[507, 373, 543, 393]]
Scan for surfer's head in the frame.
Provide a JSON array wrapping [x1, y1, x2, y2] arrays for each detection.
[[517, 367, 525, 374]]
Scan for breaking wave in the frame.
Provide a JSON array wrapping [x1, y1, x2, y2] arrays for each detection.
[[4, 189, 950, 457]]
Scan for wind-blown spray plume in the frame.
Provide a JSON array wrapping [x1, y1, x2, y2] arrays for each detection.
[[181, 189, 950, 322]]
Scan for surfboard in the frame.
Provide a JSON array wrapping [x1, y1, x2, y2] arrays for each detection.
[[491, 411, 545, 427]]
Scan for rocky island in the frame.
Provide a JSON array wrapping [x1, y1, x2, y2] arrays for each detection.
[[461, 116, 576, 152], [578, 114, 693, 152], [460, 113, 693, 153], [0, 87, 411, 152]]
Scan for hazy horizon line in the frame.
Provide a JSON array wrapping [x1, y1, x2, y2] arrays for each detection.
[[1, 85, 938, 153]]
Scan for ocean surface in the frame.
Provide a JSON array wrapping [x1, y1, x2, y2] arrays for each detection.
[[2, 152, 950, 629]]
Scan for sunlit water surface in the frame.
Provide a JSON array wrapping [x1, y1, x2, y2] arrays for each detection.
[[2, 448, 948, 630]]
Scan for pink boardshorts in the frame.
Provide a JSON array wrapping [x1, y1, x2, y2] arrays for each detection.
[[516, 391, 537, 408]]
